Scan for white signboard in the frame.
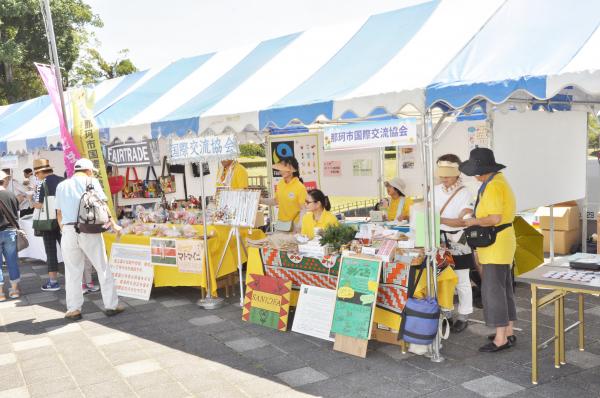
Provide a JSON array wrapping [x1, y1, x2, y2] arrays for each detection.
[[323, 118, 417, 151], [292, 285, 336, 341], [0, 155, 18, 169], [109, 243, 154, 301], [169, 134, 239, 163]]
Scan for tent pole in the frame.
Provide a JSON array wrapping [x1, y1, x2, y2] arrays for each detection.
[[583, 116, 589, 253], [549, 205, 555, 263], [426, 110, 444, 363], [265, 132, 274, 232], [379, 147, 385, 200]]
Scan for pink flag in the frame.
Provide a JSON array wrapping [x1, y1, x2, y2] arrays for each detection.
[[35, 63, 80, 176]]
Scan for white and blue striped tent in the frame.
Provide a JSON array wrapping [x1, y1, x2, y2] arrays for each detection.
[[1, 0, 600, 155]]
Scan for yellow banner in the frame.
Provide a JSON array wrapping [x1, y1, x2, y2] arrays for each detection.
[[71, 88, 116, 218]]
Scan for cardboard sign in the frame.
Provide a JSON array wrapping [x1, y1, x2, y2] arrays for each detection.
[[106, 141, 159, 167], [292, 285, 336, 341], [323, 160, 342, 177], [176, 239, 204, 274], [331, 256, 382, 340], [109, 243, 154, 301], [242, 274, 291, 331], [150, 238, 177, 267], [324, 118, 417, 151]]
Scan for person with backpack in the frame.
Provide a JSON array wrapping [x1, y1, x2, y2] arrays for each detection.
[[55, 158, 124, 320], [32, 159, 64, 292]]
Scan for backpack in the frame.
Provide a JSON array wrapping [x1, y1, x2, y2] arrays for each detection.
[[76, 179, 110, 234]]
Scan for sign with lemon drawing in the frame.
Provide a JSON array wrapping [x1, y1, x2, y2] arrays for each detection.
[[331, 256, 382, 340]]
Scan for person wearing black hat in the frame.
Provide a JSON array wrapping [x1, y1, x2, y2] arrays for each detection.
[[460, 147, 517, 353]]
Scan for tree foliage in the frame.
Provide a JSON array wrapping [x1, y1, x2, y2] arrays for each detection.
[[70, 48, 138, 86], [589, 113, 600, 150], [0, 0, 136, 105]]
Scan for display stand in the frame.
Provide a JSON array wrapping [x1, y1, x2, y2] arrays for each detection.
[[213, 189, 260, 306], [168, 134, 240, 310]]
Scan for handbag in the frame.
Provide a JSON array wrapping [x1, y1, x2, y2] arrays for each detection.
[[32, 181, 59, 233], [160, 156, 176, 194], [142, 166, 161, 198], [0, 200, 29, 252], [108, 167, 125, 194], [399, 262, 440, 345], [122, 167, 143, 199], [435, 186, 465, 272]]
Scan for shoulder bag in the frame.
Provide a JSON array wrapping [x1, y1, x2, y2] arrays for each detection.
[[160, 156, 176, 194], [32, 181, 59, 233], [123, 167, 143, 199], [142, 166, 161, 198], [0, 199, 29, 252]]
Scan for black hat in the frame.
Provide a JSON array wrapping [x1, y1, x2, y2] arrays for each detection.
[[459, 147, 505, 176]]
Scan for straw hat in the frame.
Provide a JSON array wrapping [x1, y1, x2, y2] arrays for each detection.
[[437, 160, 461, 177], [33, 158, 53, 174], [385, 177, 406, 193]]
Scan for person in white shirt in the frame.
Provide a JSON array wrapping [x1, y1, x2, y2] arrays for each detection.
[[2, 169, 34, 217], [55, 158, 123, 320], [434, 154, 475, 333]]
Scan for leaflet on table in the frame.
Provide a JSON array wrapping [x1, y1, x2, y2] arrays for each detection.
[[109, 243, 153, 301]]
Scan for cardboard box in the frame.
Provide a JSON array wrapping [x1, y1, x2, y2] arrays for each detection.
[[542, 228, 581, 255], [371, 323, 403, 346], [535, 205, 580, 231]]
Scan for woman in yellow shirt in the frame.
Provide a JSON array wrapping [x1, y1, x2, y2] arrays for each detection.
[[216, 160, 248, 189], [461, 147, 516, 353], [380, 177, 413, 222], [262, 157, 307, 232], [301, 189, 339, 239]]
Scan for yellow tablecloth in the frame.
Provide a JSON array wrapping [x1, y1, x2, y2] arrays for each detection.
[[247, 247, 457, 331], [104, 225, 265, 296]]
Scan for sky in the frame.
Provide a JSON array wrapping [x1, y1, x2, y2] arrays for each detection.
[[85, 0, 426, 70]]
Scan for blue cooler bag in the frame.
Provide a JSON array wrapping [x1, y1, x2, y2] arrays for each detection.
[[399, 265, 440, 345]]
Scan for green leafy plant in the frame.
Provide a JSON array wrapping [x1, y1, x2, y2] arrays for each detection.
[[319, 224, 357, 252]]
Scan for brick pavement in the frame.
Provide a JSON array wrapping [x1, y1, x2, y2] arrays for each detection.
[[1, 258, 600, 397]]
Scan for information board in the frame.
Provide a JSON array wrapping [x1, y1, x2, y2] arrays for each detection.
[[292, 285, 336, 341], [109, 243, 154, 301], [331, 256, 382, 340]]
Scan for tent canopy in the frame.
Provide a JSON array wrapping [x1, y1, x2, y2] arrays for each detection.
[[1, 0, 600, 154]]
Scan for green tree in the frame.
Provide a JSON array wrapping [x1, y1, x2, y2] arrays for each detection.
[[0, 0, 103, 104], [589, 113, 600, 151], [70, 47, 138, 86]]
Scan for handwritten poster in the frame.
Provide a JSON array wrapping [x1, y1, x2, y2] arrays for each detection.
[[271, 134, 320, 192], [150, 238, 177, 267], [323, 161, 342, 177], [176, 239, 204, 274], [242, 274, 291, 331], [331, 256, 382, 340], [109, 243, 153, 301], [467, 124, 491, 150]]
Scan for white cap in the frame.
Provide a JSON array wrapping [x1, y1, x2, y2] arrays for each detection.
[[74, 158, 98, 172]]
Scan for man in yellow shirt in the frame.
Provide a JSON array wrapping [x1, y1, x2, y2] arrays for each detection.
[[461, 147, 516, 353], [216, 160, 248, 189]]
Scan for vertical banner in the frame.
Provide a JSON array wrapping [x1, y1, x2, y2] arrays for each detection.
[[34, 63, 80, 176], [71, 88, 115, 217]]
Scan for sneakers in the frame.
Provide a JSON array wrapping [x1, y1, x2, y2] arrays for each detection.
[[82, 283, 100, 294], [41, 280, 60, 292], [104, 304, 126, 317]]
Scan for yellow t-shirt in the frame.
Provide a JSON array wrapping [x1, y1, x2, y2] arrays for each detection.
[[216, 162, 249, 189], [387, 196, 414, 221], [475, 173, 516, 265], [275, 177, 307, 222], [301, 210, 339, 239]]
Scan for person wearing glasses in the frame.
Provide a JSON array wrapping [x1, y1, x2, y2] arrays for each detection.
[[378, 177, 414, 222], [301, 189, 339, 239]]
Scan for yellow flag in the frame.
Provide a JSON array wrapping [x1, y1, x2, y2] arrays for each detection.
[[71, 88, 116, 218]]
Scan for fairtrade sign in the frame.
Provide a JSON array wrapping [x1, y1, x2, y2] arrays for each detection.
[[324, 118, 417, 151], [106, 141, 159, 167], [169, 134, 239, 163], [331, 256, 382, 340]]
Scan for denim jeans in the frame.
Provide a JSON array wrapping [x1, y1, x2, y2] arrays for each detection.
[[0, 229, 20, 285]]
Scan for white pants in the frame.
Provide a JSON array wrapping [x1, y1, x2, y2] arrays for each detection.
[[455, 268, 473, 316], [83, 257, 93, 284], [61, 225, 118, 312]]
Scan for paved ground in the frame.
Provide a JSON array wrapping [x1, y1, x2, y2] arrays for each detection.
[[2, 259, 600, 398]]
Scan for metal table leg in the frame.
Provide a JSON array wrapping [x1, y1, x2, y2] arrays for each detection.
[[559, 296, 565, 365], [531, 284, 538, 384], [554, 299, 560, 368]]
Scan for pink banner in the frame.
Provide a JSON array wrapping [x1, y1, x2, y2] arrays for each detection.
[[35, 63, 80, 176]]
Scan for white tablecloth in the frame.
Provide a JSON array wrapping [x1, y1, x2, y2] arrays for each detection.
[[19, 217, 62, 262]]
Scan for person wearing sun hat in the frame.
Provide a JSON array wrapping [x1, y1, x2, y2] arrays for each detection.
[[379, 176, 414, 222], [461, 147, 517, 353], [434, 154, 476, 334], [32, 158, 65, 292], [261, 157, 307, 232]]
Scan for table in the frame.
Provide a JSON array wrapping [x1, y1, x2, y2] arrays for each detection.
[[247, 247, 458, 331], [19, 217, 62, 262], [516, 261, 593, 384], [104, 225, 266, 296]]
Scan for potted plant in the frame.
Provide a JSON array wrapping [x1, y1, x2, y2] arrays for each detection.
[[319, 224, 357, 253]]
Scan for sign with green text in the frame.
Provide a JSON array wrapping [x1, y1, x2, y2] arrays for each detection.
[[331, 255, 382, 340]]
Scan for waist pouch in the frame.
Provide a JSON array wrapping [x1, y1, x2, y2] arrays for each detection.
[[464, 223, 512, 248]]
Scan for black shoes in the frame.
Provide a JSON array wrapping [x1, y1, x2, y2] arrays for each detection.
[[487, 334, 516, 345], [479, 341, 512, 352], [451, 320, 468, 333]]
